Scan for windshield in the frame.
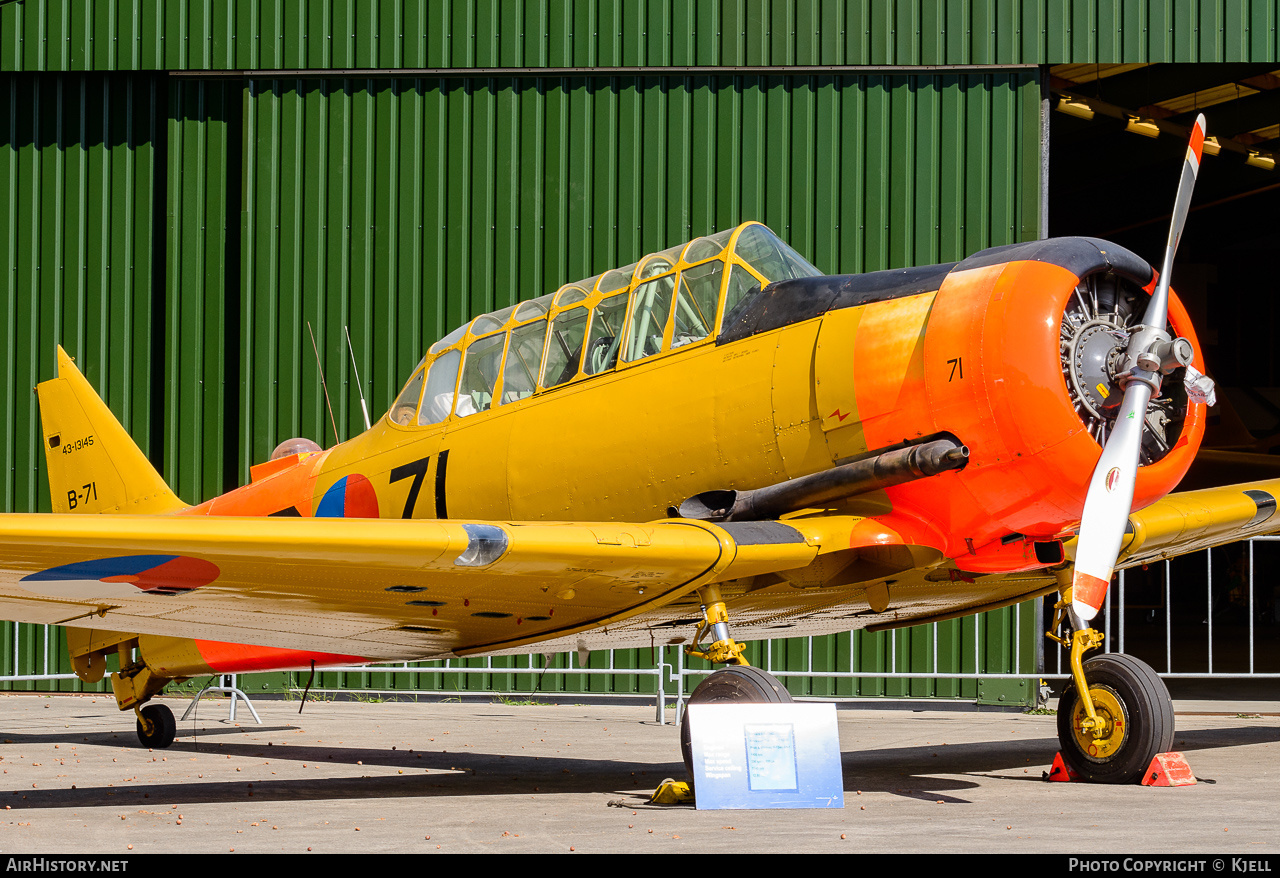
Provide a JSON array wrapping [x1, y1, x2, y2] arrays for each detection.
[[385, 222, 822, 425]]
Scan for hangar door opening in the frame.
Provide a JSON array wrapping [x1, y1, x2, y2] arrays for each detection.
[[1049, 63, 1280, 692]]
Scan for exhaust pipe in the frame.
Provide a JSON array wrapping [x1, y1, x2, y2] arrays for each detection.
[[677, 437, 969, 522]]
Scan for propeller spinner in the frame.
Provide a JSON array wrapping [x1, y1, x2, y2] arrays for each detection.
[[1070, 114, 1208, 627]]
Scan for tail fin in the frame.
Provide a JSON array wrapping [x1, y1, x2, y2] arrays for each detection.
[[36, 347, 185, 514]]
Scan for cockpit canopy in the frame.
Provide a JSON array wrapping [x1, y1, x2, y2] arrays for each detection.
[[387, 222, 821, 427]]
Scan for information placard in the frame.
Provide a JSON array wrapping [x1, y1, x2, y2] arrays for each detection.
[[688, 702, 844, 810]]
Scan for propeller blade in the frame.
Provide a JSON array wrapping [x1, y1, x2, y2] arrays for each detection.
[[1071, 114, 1206, 624], [1142, 114, 1207, 330], [1071, 382, 1152, 619]]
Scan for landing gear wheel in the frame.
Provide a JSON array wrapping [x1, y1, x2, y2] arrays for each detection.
[[1056, 653, 1173, 784], [136, 703, 177, 749], [680, 666, 792, 780]]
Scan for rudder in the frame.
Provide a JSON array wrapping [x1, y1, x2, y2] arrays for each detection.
[[37, 346, 184, 514]]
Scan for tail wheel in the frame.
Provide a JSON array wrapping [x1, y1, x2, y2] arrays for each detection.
[[1057, 653, 1174, 784], [136, 703, 177, 749], [680, 666, 792, 780]]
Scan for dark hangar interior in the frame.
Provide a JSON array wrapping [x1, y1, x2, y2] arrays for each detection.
[[1048, 63, 1280, 686], [1050, 62, 1280, 439]]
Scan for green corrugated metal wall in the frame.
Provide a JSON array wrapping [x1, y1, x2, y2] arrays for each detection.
[[1, 1, 1278, 68], [0, 72, 162, 513], [168, 79, 236, 503]]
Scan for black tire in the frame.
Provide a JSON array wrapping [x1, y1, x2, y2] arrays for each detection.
[[136, 703, 177, 749], [680, 666, 792, 780], [1056, 653, 1174, 784]]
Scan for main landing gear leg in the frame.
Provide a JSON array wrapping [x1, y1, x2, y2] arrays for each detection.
[[1047, 570, 1174, 783], [685, 583, 749, 668], [679, 585, 791, 779]]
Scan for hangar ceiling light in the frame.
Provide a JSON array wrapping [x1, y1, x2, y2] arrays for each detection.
[[1051, 63, 1280, 170], [1124, 115, 1162, 138], [1246, 151, 1276, 170], [1056, 96, 1095, 120]]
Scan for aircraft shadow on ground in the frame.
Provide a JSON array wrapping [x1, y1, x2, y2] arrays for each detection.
[[3, 749, 682, 810], [2, 725, 300, 747], [4, 724, 1272, 810], [839, 725, 1277, 801]]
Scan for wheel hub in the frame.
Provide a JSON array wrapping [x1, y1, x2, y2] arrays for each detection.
[[1071, 684, 1129, 761]]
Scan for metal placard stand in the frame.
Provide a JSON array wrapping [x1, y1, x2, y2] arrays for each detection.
[[687, 702, 843, 810]]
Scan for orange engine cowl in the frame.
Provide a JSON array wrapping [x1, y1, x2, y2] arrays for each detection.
[[873, 237, 1206, 558]]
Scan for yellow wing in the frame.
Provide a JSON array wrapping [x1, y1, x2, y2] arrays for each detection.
[[7, 476, 1271, 671], [1115, 478, 1280, 567], [0, 513, 828, 662]]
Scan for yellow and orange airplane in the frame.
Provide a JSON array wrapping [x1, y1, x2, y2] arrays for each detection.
[[0, 117, 1270, 784]]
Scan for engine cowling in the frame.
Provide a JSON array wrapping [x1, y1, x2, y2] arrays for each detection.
[[868, 238, 1206, 560]]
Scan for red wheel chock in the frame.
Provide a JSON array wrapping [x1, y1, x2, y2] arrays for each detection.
[[1140, 751, 1197, 786], [1044, 751, 1196, 785], [1045, 752, 1079, 782]]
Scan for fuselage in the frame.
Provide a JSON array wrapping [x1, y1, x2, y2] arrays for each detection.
[[186, 227, 1207, 581]]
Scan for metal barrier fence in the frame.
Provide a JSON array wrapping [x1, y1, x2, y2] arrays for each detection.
[[5, 538, 1277, 717], [2, 610, 1040, 712], [1045, 535, 1280, 681]]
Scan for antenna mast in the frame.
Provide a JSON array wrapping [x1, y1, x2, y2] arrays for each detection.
[[307, 322, 341, 446], [345, 326, 372, 431]]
